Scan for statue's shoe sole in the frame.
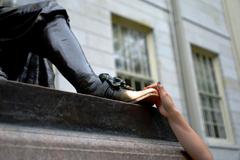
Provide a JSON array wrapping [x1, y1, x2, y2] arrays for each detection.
[[128, 92, 159, 105]]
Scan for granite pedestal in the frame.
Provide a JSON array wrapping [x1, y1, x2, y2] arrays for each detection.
[[0, 80, 191, 160]]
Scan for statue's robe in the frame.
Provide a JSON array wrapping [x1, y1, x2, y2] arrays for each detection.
[[0, 0, 69, 88]]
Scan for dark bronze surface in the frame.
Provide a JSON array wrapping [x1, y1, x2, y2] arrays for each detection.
[[0, 1, 68, 87]]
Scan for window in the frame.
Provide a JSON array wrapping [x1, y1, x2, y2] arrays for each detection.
[[192, 46, 232, 141], [112, 15, 157, 90]]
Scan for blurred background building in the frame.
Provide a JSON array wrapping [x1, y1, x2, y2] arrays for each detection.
[[1, 0, 240, 159], [55, 1, 240, 159]]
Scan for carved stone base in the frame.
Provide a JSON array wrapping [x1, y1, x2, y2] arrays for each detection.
[[0, 80, 191, 159]]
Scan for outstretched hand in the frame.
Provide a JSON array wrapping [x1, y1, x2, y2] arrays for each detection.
[[144, 82, 178, 118], [145, 83, 213, 160]]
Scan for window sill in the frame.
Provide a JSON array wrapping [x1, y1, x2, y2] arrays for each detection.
[[208, 143, 240, 150]]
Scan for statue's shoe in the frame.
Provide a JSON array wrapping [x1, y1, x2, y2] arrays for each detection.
[[111, 88, 159, 104], [77, 73, 159, 104]]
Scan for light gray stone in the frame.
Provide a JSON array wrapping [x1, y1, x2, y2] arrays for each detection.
[[210, 146, 240, 160], [0, 124, 188, 160]]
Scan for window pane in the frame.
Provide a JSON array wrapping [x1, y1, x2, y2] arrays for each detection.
[[117, 73, 153, 91], [214, 124, 220, 138], [214, 112, 224, 124], [135, 80, 142, 91], [113, 23, 151, 77], [218, 126, 227, 138], [125, 78, 132, 87]]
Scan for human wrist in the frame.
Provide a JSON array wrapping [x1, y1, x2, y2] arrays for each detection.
[[166, 107, 181, 121]]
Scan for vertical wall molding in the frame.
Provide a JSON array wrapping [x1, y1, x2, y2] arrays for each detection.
[[168, 0, 206, 138]]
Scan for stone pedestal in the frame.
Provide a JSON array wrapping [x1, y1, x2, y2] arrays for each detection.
[[0, 80, 191, 159]]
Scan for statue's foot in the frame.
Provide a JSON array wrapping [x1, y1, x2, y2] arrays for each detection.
[[77, 73, 159, 104], [108, 87, 159, 104]]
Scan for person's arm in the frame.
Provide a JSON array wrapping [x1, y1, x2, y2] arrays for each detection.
[[168, 110, 213, 160], [145, 83, 213, 160]]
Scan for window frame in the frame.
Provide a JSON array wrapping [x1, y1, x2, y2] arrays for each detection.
[[112, 14, 158, 89], [192, 45, 234, 145]]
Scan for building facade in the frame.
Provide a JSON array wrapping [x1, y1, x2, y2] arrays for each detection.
[[53, 0, 240, 159], [1, 0, 240, 159], [55, 0, 240, 159]]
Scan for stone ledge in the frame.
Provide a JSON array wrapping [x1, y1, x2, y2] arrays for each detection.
[[0, 124, 191, 160], [0, 80, 177, 141]]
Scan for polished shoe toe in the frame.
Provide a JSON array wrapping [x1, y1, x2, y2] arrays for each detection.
[[112, 88, 159, 104]]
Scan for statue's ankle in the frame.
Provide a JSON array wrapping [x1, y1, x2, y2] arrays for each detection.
[[75, 74, 103, 95]]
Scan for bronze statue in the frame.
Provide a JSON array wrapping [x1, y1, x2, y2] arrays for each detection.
[[0, 0, 158, 103]]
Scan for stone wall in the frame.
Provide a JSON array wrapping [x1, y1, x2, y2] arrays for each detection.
[[181, 0, 240, 159], [55, 0, 240, 159]]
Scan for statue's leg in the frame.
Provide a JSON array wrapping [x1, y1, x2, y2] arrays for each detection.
[[0, 42, 29, 81], [33, 16, 158, 103], [37, 16, 99, 94]]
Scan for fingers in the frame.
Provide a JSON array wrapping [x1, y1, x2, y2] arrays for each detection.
[[155, 103, 162, 109], [144, 82, 163, 99], [144, 82, 169, 108], [157, 84, 165, 94], [157, 84, 172, 106], [144, 82, 161, 90], [158, 85, 168, 99]]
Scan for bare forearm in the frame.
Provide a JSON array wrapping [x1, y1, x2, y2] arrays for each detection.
[[167, 110, 213, 160], [144, 83, 213, 159]]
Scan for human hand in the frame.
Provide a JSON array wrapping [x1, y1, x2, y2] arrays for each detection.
[[144, 82, 178, 118], [146, 83, 213, 160]]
